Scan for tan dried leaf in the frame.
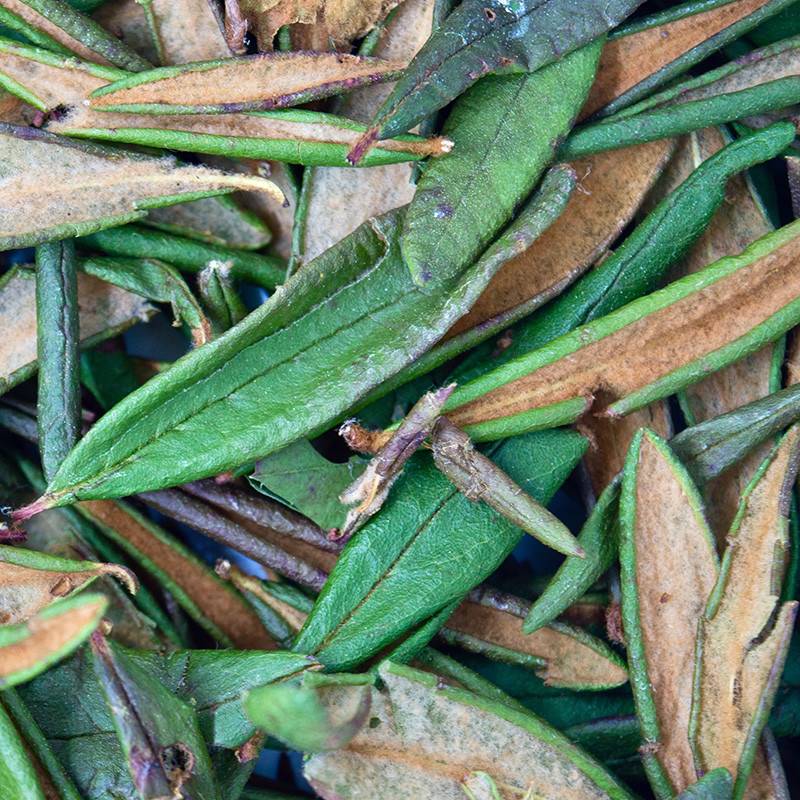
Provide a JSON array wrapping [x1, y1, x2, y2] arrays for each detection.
[[693, 426, 800, 796], [93, 0, 160, 64], [445, 140, 675, 340], [0, 268, 153, 393], [146, 0, 231, 64], [581, 0, 776, 118]]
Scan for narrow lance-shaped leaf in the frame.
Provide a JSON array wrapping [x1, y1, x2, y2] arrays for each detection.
[[0, 0, 151, 70], [81, 255, 212, 347], [0, 266, 153, 396], [0, 125, 284, 250], [292, 428, 586, 672], [443, 213, 800, 441], [46, 104, 451, 168], [355, 0, 644, 151], [691, 426, 800, 799], [141, 0, 231, 65], [79, 224, 285, 290], [89, 52, 404, 114], [619, 430, 719, 798], [0, 35, 126, 111], [431, 416, 583, 558], [585, 0, 797, 119], [90, 632, 220, 800], [0, 699, 48, 800], [23, 171, 572, 508], [0, 593, 107, 688], [35, 239, 81, 482], [300, 661, 636, 799], [0, 544, 135, 624], [197, 261, 247, 335], [401, 40, 602, 286]]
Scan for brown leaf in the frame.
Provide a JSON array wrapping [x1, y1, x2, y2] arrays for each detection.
[[448, 223, 800, 432], [0, 268, 153, 394], [92, 0, 160, 64], [240, 0, 401, 49], [693, 426, 800, 797], [0, 554, 133, 626], [146, 0, 231, 64], [444, 588, 627, 690], [89, 51, 405, 113], [300, 0, 435, 263], [581, 0, 777, 119], [445, 140, 675, 340], [80, 499, 274, 649], [621, 431, 718, 793], [0, 124, 284, 249]]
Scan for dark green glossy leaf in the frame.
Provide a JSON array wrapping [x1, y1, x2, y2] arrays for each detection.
[[677, 770, 734, 800]]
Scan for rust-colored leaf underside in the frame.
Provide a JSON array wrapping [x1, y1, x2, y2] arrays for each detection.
[[449, 231, 800, 428]]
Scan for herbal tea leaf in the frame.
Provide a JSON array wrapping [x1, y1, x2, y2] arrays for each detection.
[[401, 41, 601, 285], [619, 430, 719, 796], [0, 593, 107, 687], [89, 52, 404, 114], [0, 125, 284, 250], [360, 0, 644, 146]]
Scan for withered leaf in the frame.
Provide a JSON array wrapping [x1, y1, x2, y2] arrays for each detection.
[[303, 661, 635, 799], [619, 430, 718, 795], [0, 544, 135, 625], [0, 267, 153, 395], [692, 426, 800, 798], [0, 593, 107, 688], [0, 124, 284, 250], [143, 0, 231, 65]]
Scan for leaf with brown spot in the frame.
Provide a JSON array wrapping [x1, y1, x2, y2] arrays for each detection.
[[441, 588, 627, 691], [0, 593, 107, 688], [303, 660, 636, 799], [582, 0, 791, 119], [142, 0, 230, 65], [444, 217, 800, 441], [0, 544, 135, 626], [238, 0, 400, 49], [89, 52, 404, 114], [0, 124, 284, 250], [691, 425, 800, 800], [0, 37, 124, 111], [0, 266, 154, 395], [0, 0, 151, 70], [79, 499, 275, 650], [619, 429, 719, 797]]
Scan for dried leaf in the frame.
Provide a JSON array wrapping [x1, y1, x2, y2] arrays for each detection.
[[619, 430, 719, 795], [444, 213, 800, 440], [0, 593, 107, 688], [445, 140, 675, 340], [143, 0, 230, 65], [90, 52, 404, 114], [46, 103, 450, 167], [583, 0, 790, 118], [303, 661, 635, 799], [0, 267, 153, 395], [0, 0, 151, 70], [692, 426, 800, 798], [92, 0, 158, 63], [0, 125, 284, 250], [0, 545, 134, 626], [239, 0, 400, 49], [0, 36, 125, 111], [79, 499, 275, 649]]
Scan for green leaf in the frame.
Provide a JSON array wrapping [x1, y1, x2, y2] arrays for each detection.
[[677, 769, 734, 800], [0, 0, 151, 70], [197, 260, 248, 335], [33, 174, 573, 507], [0, 698, 47, 800], [0, 593, 107, 688], [293, 428, 586, 672], [81, 255, 212, 346], [79, 223, 285, 289], [361, 0, 643, 143], [401, 40, 601, 285], [35, 239, 80, 482], [251, 440, 365, 531]]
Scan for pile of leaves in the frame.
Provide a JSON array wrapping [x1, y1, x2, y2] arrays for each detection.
[[4, 0, 800, 797]]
